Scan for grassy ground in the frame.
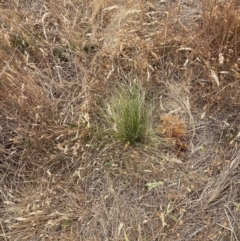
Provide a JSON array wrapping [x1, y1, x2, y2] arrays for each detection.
[[1, 0, 240, 240]]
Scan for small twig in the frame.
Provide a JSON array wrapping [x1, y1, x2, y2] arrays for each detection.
[[224, 207, 239, 241], [0, 220, 8, 241]]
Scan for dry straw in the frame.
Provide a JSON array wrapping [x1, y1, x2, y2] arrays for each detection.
[[1, 0, 240, 240]]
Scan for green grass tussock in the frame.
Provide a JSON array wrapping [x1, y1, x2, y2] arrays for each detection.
[[104, 82, 153, 145]]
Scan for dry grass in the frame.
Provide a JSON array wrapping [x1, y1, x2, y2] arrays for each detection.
[[1, 0, 240, 240]]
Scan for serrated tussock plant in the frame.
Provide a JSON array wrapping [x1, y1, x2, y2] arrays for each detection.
[[104, 82, 153, 145]]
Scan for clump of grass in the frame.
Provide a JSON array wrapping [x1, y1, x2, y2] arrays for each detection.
[[159, 114, 189, 155], [200, 0, 240, 60], [104, 82, 153, 145], [159, 114, 187, 140]]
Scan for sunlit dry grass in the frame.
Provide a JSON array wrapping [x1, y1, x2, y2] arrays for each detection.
[[1, 0, 240, 240]]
